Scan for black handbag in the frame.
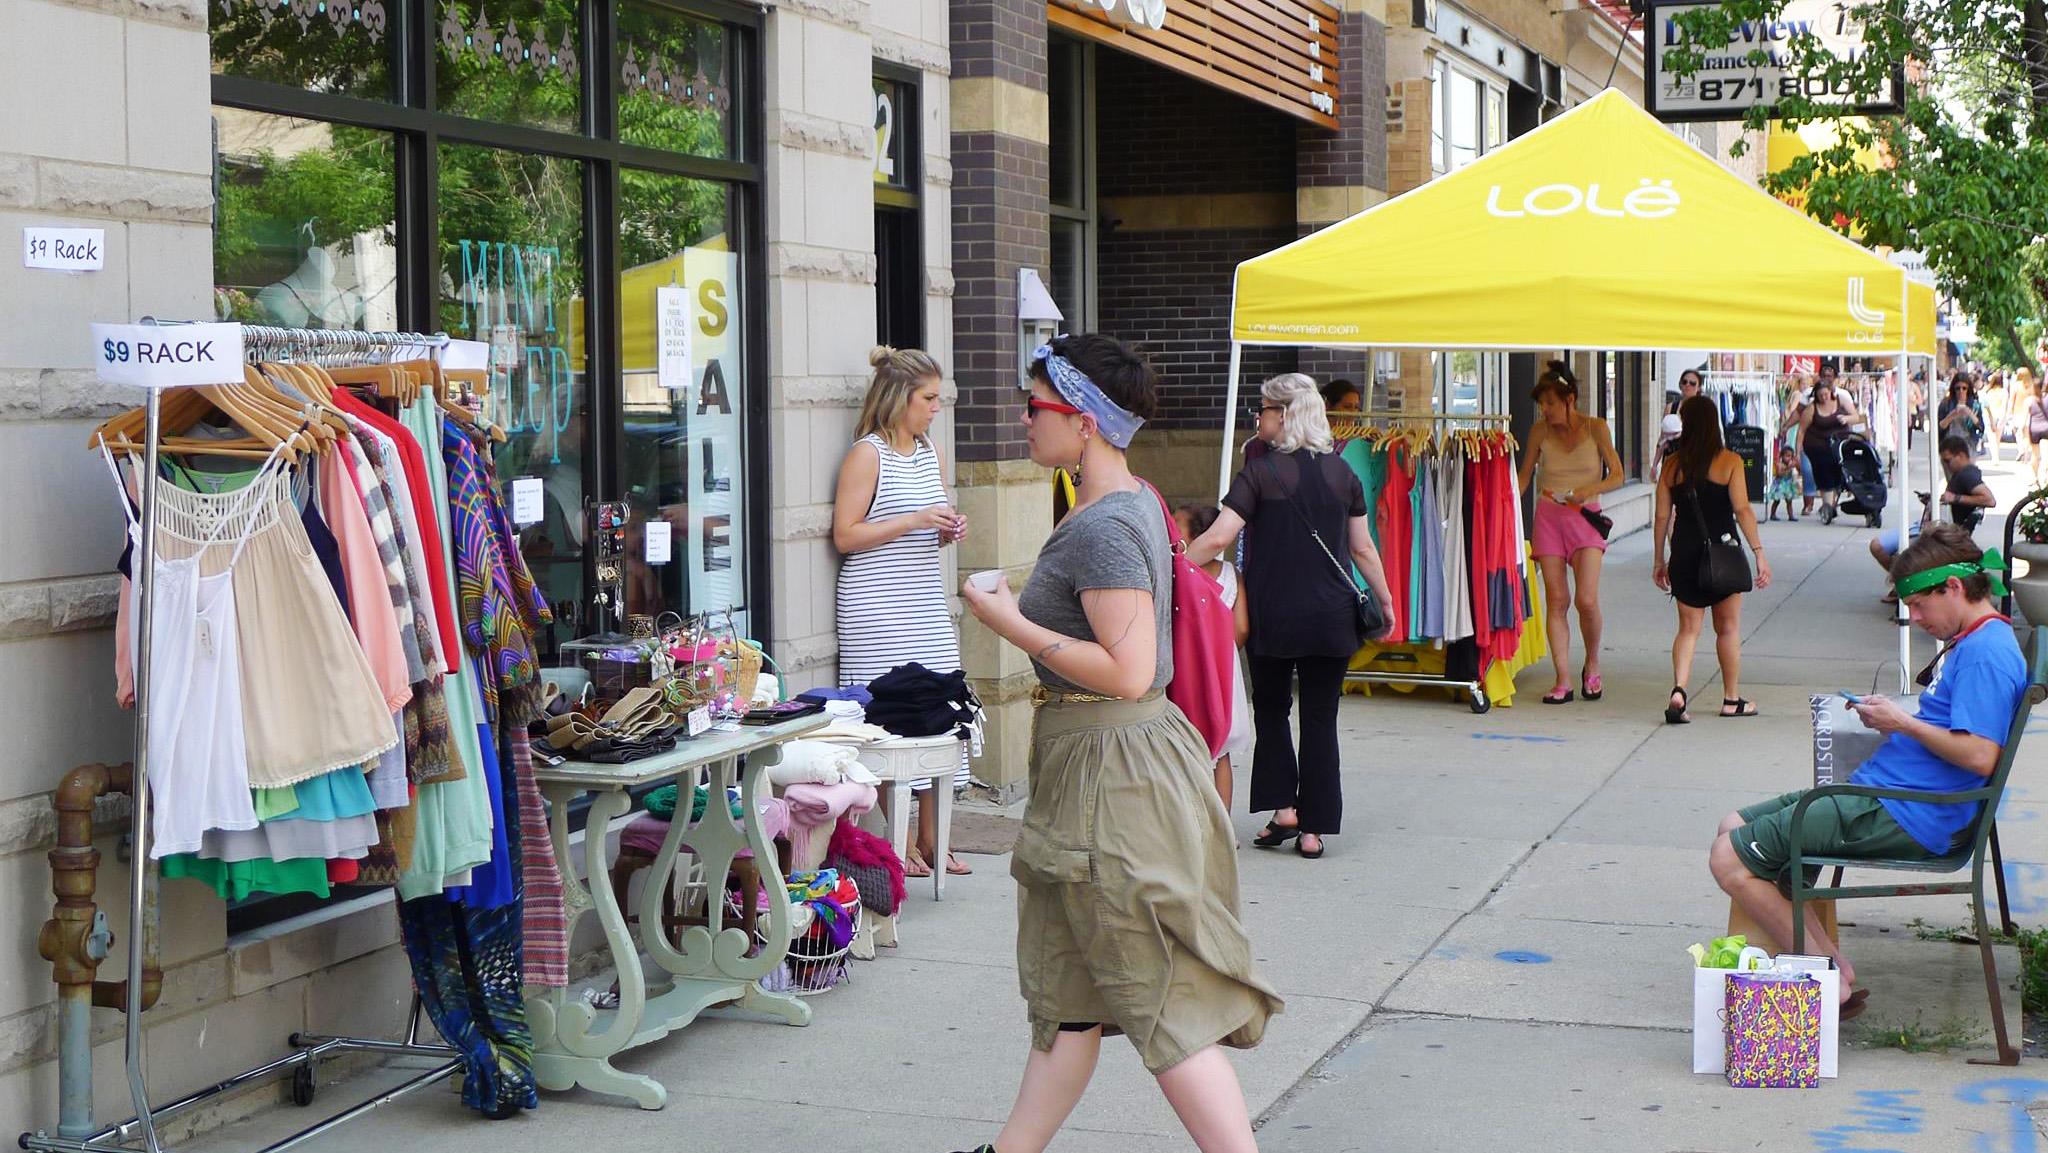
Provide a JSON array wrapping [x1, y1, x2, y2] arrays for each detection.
[[1687, 482, 1753, 600], [1270, 458, 1387, 642], [1578, 505, 1614, 540]]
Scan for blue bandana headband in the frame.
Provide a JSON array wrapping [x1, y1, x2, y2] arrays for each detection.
[[1033, 342, 1144, 449]]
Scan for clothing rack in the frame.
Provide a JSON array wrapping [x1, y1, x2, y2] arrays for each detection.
[[23, 324, 461, 1153], [1326, 414, 1521, 714]]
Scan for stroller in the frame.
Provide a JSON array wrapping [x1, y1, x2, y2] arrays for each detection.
[[1827, 434, 1888, 528]]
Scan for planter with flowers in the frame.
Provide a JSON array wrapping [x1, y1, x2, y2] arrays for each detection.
[[2009, 492, 2048, 625]]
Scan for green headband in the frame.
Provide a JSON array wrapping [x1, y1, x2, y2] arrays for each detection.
[[1894, 549, 2009, 599]]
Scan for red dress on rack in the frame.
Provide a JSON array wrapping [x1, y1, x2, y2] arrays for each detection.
[[1376, 447, 1414, 641]]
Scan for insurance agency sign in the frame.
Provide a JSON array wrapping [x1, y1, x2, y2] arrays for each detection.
[[1643, 0, 1903, 123]]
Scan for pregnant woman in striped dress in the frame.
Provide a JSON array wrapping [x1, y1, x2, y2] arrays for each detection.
[[833, 345, 972, 878]]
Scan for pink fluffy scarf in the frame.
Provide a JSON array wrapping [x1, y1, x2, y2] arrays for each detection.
[[826, 821, 906, 910]]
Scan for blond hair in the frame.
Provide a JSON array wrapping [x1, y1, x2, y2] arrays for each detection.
[[854, 345, 944, 441], [1263, 372, 1334, 454]]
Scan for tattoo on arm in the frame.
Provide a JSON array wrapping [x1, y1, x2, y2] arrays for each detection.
[[1035, 639, 1074, 661], [1100, 617, 1136, 654]]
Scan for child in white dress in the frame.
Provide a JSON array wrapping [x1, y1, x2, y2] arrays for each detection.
[[1177, 505, 1255, 807]]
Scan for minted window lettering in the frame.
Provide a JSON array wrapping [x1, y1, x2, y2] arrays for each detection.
[[1485, 179, 1681, 220]]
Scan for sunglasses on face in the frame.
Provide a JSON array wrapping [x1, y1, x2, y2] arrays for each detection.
[[1025, 396, 1082, 420]]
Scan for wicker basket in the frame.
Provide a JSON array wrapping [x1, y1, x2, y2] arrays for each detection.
[[721, 639, 763, 710]]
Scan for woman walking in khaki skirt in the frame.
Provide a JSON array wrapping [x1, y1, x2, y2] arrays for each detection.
[[960, 333, 1282, 1153]]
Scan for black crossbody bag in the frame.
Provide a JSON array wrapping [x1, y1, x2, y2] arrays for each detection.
[[1268, 457, 1387, 642]]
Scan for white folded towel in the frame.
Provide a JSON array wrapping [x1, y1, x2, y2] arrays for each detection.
[[767, 740, 862, 787]]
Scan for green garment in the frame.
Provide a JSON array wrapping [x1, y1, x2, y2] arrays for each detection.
[[162, 853, 332, 901]]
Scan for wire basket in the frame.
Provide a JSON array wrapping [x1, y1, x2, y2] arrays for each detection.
[[755, 899, 863, 995]]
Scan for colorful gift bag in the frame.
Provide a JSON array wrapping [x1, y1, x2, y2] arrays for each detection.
[[1723, 972, 1823, 1088]]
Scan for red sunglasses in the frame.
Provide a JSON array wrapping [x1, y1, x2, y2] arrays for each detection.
[[1025, 396, 1083, 419]]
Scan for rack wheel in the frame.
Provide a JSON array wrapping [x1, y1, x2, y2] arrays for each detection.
[[290, 1063, 316, 1107], [1468, 688, 1491, 715]]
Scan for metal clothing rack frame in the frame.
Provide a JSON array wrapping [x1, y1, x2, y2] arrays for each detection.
[[22, 324, 460, 1153], [1329, 412, 1515, 715]]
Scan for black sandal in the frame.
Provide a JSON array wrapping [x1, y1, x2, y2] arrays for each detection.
[[1720, 698, 1759, 718], [1541, 687, 1574, 705], [1665, 686, 1691, 725], [1252, 820, 1301, 849], [1298, 833, 1325, 860]]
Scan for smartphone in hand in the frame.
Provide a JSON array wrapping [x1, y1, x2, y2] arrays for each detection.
[[1839, 691, 1863, 706]]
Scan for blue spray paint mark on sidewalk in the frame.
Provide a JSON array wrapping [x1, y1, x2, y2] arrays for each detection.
[[1809, 1088, 1921, 1151], [1493, 950, 1551, 965], [1467, 733, 1568, 744], [1955, 1078, 2048, 1153], [2002, 861, 2047, 915]]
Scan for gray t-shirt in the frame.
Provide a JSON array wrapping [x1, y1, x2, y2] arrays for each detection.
[[1017, 487, 1174, 694]]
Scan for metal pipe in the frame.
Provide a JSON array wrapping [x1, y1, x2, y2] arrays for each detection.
[[255, 1061, 462, 1153], [39, 762, 146, 1139]]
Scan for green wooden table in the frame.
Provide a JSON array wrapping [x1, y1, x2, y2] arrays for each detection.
[[526, 714, 829, 1108]]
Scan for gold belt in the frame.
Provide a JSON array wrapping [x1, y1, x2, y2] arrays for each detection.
[[1030, 685, 1120, 708]]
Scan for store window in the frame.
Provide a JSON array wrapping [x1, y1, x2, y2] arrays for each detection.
[[618, 1, 736, 158], [873, 71, 921, 349], [435, 0, 583, 132], [209, 0, 765, 927], [437, 145, 588, 641], [212, 108, 398, 330], [617, 174, 748, 626], [1431, 61, 1447, 174], [1435, 61, 1507, 175], [210, 0, 394, 98], [1048, 37, 1093, 330], [1437, 351, 1505, 416]]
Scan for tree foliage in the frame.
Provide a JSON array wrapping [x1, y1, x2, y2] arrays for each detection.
[[1663, 1, 2048, 350]]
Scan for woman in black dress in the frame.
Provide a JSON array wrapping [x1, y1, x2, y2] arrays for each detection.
[[1653, 396, 1772, 723], [1800, 379, 1865, 523]]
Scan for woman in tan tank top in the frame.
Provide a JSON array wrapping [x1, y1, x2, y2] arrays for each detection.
[[1516, 360, 1624, 704]]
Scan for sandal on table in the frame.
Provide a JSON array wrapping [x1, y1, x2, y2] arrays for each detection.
[[1720, 698, 1760, 718], [1665, 686, 1691, 725], [1252, 820, 1301, 849]]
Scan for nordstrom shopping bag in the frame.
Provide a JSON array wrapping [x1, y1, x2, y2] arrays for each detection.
[[1724, 972, 1824, 1088], [1689, 938, 1838, 1077], [1811, 693, 1885, 787]]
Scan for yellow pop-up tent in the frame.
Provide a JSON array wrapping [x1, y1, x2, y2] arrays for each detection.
[[1222, 88, 1937, 683]]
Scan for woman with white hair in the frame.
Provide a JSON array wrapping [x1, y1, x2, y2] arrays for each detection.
[[1186, 373, 1394, 860]]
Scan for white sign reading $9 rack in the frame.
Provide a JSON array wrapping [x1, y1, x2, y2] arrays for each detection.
[[682, 246, 742, 615], [1644, 0, 1902, 123], [92, 323, 246, 389]]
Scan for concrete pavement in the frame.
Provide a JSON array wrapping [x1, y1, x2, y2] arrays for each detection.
[[198, 450, 2048, 1152]]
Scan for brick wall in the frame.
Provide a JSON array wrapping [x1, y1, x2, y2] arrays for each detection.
[[1093, 53, 1300, 430], [1097, 226, 1297, 429], [1096, 60, 1296, 197], [1298, 8, 1387, 192], [950, 1, 1048, 464]]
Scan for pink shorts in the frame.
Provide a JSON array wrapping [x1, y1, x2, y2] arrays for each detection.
[[1532, 498, 1608, 559]]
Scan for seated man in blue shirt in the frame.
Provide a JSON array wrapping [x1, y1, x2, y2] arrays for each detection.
[[1710, 524, 2027, 1015]]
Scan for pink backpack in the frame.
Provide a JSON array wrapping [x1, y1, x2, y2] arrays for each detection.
[[1142, 481, 1235, 760]]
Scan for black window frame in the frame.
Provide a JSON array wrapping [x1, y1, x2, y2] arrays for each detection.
[[872, 62, 923, 349], [209, 0, 771, 929]]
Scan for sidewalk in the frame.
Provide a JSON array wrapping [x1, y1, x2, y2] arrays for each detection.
[[202, 450, 2048, 1153]]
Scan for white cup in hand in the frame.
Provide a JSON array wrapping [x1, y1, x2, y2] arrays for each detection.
[[968, 569, 1003, 594]]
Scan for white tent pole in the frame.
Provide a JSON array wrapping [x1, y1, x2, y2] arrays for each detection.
[[1896, 275, 1911, 693], [1219, 341, 1244, 500]]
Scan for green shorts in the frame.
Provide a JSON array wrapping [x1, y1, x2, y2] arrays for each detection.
[[1729, 790, 1938, 885]]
